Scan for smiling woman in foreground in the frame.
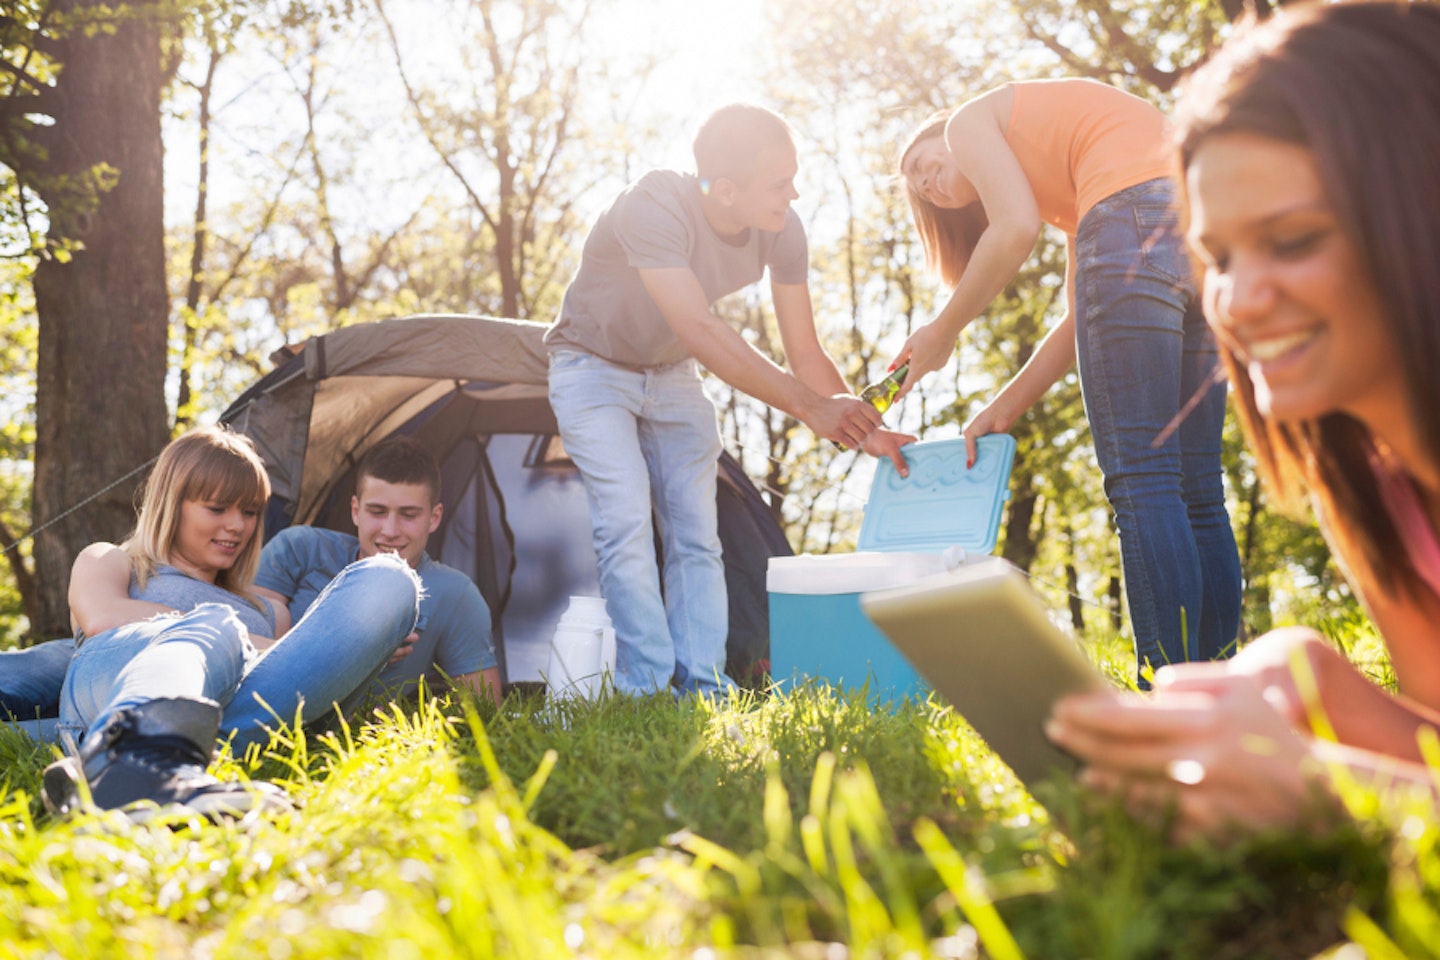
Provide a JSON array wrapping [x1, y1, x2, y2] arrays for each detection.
[[1046, 0, 1440, 842]]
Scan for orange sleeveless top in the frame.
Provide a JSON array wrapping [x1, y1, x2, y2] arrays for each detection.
[[1004, 79, 1173, 234]]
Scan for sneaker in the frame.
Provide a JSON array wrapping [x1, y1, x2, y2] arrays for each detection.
[[42, 697, 291, 823]]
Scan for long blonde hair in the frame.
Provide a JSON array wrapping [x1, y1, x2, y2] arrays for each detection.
[[123, 425, 271, 595], [898, 110, 989, 288]]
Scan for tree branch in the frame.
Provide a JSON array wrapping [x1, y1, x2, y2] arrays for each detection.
[[349, 203, 424, 305], [0, 58, 50, 97], [1016, 10, 1098, 78], [0, 88, 59, 123], [0, 15, 62, 58], [210, 138, 307, 304], [1088, 2, 1178, 91], [374, 0, 498, 234], [0, 517, 42, 640]]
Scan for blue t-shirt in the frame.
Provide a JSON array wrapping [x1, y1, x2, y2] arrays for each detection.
[[132, 564, 276, 638], [544, 169, 809, 368], [255, 527, 496, 696]]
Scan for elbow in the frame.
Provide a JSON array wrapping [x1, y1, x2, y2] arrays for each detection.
[[71, 610, 110, 640], [989, 215, 1042, 260]]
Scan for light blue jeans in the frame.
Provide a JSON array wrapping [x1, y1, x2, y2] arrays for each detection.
[[1074, 178, 1242, 683], [548, 349, 734, 695], [57, 553, 420, 755], [0, 637, 76, 742]]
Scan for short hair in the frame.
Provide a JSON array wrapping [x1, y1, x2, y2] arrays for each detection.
[[897, 110, 989, 288], [1173, 0, 1440, 600], [355, 436, 442, 506], [692, 103, 796, 186], [125, 425, 271, 594]]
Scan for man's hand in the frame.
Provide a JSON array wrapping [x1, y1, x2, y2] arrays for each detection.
[[803, 394, 884, 449], [860, 428, 917, 477], [387, 631, 418, 666]]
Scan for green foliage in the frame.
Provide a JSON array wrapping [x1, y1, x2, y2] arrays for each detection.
[[4, 651, 1440, 958]]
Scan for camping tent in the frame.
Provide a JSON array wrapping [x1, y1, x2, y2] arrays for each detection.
[[219, 314, 792, 687]]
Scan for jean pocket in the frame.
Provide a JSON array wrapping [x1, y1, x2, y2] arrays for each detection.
[[549, 349, 594, 372], [1133, 204, 1192, 288]]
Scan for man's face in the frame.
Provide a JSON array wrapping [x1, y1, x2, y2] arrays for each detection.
[[727, 142, 800, 233], [351, 476, 442, 568]]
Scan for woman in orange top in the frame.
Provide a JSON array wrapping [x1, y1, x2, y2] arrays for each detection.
[[895, 79, 1241, 682]]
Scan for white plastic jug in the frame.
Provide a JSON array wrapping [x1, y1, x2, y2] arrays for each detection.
[[546, 596, 617, 701]]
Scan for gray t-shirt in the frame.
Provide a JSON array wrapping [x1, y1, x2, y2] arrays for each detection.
[[255, 527, 495, 698], [543, 169, 809, 368], [131, 564, 277, 638]]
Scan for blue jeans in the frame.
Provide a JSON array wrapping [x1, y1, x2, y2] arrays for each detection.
[[57, 553, 420, 754], [548, 349, 733, 695], [1074, 178, 1242, 682], [0, 637, 76, 742]]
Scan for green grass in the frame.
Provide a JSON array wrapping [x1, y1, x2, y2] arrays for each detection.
[[1, 645, 1438, 958]]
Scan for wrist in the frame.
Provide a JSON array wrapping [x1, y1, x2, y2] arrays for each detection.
[[981, 396, 1019, 433], [933, 301, 971, 343], [791, 383, 828, 428]]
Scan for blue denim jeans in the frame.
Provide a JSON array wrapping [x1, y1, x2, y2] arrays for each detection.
[[57, 553, 420, 754], [548, 349, 734, 695], [1074, 178, 1242, 682], [0, 637, 76, 742]]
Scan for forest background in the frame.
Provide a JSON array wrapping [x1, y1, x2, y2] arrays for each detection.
[[0, 0, 1347, 650]]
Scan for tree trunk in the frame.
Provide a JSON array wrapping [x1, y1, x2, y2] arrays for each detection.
[[29, 0, 171, 639], [1000, 469, 1037, 573], [1066, 561, 1085, 632]]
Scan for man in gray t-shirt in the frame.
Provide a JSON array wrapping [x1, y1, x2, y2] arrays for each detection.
[[544, 103, 913, 696]]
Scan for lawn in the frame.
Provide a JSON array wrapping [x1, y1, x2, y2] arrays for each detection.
[[0, 630, 1436, 959]]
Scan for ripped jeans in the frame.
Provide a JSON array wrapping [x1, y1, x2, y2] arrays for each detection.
[[57, 553, 420, 755]]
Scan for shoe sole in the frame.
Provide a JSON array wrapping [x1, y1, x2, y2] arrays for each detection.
[[42, 757, 293, 824], [41, 757, 83, 819]]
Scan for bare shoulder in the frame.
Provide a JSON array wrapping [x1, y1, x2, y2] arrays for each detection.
[[949, 85, 1014, 129], [72, 541, 130, 573]]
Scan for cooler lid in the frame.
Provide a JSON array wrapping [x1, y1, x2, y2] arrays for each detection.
[[857, 435, 1016, 555]]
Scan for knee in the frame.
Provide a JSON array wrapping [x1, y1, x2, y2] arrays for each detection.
[[355, 552, 421, 594], [594, 499, 657, 545], [168, 603, 250, 668], [333, 554, 421, 624]]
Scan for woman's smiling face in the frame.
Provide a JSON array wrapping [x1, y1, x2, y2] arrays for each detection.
[[902, 135, 969, 210], [1186, 131, 1402, 430], [171, 499, 258, 583]]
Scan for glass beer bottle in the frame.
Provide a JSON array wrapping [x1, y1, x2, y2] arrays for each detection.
[[859, 363, 909, 414], [838, 363, 909, 451]]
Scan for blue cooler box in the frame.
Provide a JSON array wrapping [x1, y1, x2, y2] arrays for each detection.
[[767, 435, 1016, 703]]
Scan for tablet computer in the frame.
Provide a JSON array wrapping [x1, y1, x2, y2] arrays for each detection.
[[859, 559, 1108, 788]]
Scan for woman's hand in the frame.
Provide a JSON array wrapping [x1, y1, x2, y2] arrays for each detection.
[[1048, 667, 1327, 844], [860, 428, 919, 478], [891, 323, 958, 401], [961, 398, 1016, 469]]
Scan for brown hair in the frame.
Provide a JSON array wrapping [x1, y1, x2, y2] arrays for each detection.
[[1174, 0, 1440, 599], [124, 425, 271, 595], [356, 436, 441, 506], [692, 103, 795, 187], [898, 110, 989, 287]]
